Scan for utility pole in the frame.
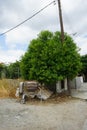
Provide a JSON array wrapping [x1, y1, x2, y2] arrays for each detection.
[[57, 0, 67, 93], [57, 0, 71, 95], [57, 0, 64, 42]]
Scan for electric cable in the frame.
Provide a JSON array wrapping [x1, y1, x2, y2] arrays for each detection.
[[0, 0, 56, 36]]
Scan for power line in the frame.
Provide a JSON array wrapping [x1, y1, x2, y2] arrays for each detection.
[[0, 0, 56, 36]]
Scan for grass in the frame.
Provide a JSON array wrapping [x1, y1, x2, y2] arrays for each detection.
[[0, 79, 20, 98]]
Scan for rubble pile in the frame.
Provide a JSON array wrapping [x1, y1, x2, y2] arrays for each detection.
[[16, 81, 53, 103]]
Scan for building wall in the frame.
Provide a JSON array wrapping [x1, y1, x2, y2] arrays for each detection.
[[69, 76, 83, 89], [56, 79, 67, 93], [75, 76, 83, 89]]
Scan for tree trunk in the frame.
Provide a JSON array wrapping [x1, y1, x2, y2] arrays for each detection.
[[67, 78, 71, 96]]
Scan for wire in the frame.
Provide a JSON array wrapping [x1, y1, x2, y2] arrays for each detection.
[[0, 0, 56, 36]]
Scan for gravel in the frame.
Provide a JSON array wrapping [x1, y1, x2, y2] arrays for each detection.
[[0, 98, 87, 130]]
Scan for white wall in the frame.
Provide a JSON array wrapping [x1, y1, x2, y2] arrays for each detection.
[[76, 76, 83, 89], [69, 76, 83, 89], [56, 79, 67, 93]]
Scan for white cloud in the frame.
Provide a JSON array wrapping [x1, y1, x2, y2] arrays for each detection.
[[74, 35, 87, 55], [0, 0, 87, 63], [5, 26, 38, 49], [0, 49, 25, 63]]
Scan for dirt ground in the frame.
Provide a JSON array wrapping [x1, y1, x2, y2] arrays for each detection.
[[0, 97, 87, 130]]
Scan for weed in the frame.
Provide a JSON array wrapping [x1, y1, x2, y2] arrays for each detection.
[[0, 79, 20, 98]]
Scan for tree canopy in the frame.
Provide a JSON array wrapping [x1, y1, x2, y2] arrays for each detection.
[[0, 63, 4, 78], [20, 30, 81, 85], [7, 61, 21, 79], [0, 61, 21, 79]]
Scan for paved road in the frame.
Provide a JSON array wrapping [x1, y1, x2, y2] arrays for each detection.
[[0, 98, 87, 130]]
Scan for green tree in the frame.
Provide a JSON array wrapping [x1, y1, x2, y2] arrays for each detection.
[[0, 63, 4, 78], [7, 61, 21, 79], [20, 30, 81, 91], [0, 63, 8, 78]]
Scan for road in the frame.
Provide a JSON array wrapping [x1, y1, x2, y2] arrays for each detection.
[[0, 98, 87, 130]]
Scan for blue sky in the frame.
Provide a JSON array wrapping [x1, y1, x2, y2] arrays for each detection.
[[0, 35, 7, 50], [0, 0, 87, 63]]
